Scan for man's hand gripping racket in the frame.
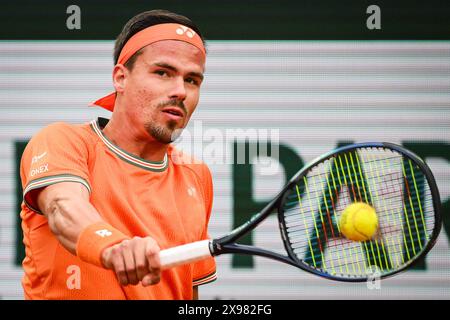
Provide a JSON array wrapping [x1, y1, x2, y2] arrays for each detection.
[[159, 142, 442, 281]]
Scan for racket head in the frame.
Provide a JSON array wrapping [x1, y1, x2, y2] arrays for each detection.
[[277, 142, 442, 282]]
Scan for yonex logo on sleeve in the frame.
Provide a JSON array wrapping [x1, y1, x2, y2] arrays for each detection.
[[176, 25, 196, 38], [95, 229, 112, 237], [29, 163, 49, 177]]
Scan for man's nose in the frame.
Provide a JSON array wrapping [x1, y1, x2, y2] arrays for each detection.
[[168, 77, 187, 101]]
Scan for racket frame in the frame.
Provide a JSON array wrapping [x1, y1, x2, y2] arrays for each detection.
[[212, 142, 442, 282]]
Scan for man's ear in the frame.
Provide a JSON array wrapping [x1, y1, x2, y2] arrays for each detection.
[[112, 64, 128, 93]]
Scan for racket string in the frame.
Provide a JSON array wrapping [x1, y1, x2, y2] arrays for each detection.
[[280, 147, 436, 278], [284, 201, 434, 231]]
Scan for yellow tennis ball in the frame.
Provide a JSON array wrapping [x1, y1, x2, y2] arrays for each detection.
[[339, 202, 378, 241]]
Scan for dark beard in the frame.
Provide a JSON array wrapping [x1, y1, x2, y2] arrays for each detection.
[[146, 99, 187, 144], [145, 120, 178, 144]]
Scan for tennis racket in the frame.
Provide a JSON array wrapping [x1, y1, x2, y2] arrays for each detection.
[[159, 142, 442, 281]]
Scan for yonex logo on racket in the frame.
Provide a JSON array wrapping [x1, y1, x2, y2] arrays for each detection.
[[95, 229, 112, 238]]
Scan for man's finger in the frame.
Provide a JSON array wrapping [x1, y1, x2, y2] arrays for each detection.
[[110, 245, 129, 286], [121, 240, 139, 285], [141, 273, 161, 287], [145, 238, 161, 273], [133, 237, 150, 282]]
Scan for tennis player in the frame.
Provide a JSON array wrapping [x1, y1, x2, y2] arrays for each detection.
[[19, 10, 216, 299]]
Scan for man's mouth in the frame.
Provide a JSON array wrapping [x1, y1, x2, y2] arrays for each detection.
[[161, 107, 184, 117]]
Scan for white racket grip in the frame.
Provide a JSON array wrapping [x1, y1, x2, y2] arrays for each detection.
[[159, 240, 213, 270]]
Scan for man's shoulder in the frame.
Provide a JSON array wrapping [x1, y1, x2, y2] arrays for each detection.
[[40, 120, 90, 133], [25, 121, 97, 155], [36, 120, 95, 142]]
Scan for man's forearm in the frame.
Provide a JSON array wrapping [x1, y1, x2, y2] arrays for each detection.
[[37, 182, 103, 255]]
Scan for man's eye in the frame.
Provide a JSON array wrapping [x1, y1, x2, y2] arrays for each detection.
[[186, 78, 199, 86], [155, 70, 168, 76]]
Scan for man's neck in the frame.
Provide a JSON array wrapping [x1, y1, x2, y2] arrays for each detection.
[[101, 116, 168, 163]]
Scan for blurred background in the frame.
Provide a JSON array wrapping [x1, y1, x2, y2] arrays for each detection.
[[0, 0, 449, 299]]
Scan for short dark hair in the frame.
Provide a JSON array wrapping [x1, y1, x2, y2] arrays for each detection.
[[114, 9, 206, 70]]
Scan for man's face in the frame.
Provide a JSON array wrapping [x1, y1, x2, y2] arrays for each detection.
[[115, 40, 205, 144]]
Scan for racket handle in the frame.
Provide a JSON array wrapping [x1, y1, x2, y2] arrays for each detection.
[[159, 240, 213, 270]]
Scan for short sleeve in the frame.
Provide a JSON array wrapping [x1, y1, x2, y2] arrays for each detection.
[[20, 122, 91, 213], [192, 164, 217, 286]]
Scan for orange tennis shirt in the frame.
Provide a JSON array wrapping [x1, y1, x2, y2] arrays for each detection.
[[19, 117, 217, 299]]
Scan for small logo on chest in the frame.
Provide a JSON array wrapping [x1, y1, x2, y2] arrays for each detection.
[[187, 186, 197, 197]]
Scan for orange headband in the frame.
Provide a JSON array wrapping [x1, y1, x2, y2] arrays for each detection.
[[91, 23, 205, 111]]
